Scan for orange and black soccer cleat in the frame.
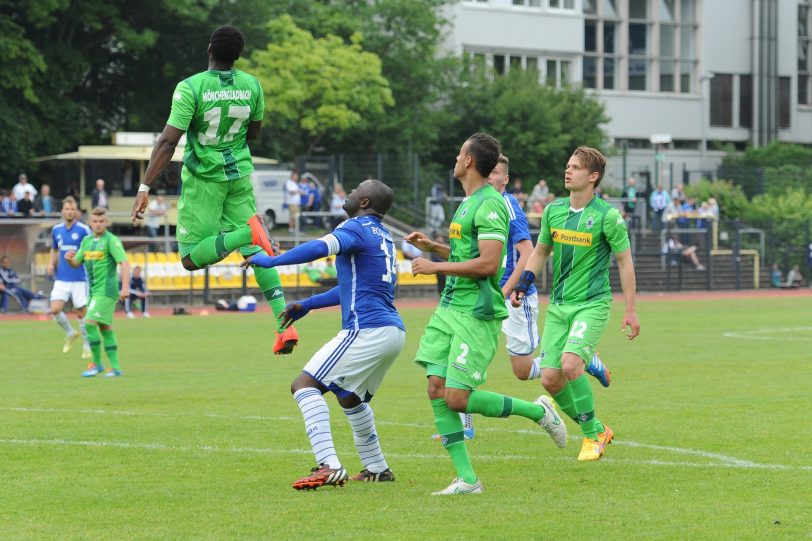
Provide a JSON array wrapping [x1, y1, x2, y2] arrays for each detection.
[[292, 464, 348, 491], [248, 214, 280, 256], [273, 325, 299, 355]]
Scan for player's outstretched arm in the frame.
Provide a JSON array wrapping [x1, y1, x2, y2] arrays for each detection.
[[132, 125, 184, 225], [279, 287, 341, 328], [413, 239, 503, 278], [242, 239, 331, 269], [615, 248, 640, 339]]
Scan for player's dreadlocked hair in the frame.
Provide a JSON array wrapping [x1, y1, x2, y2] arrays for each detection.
[[210, 25, 245, 64]]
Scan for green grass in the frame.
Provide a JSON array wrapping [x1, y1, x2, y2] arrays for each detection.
[[2, 296, 811, 540]]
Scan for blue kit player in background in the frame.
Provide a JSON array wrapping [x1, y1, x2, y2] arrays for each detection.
[[244, 179, 405, 490], [454, 154, 613, 440], [48, 197, 92, 359]]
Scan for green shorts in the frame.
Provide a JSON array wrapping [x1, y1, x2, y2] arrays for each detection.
[[176, 171, 258, 258], [539, 298, 611, 369], [85, 295, 117, 326], [415, 307, 502, 390]]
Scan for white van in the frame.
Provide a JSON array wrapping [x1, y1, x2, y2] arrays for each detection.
[[251, 169, 328, 230]]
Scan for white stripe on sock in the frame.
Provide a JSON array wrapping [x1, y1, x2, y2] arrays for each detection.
[[293, 388, 340, 469], [343, 403, 388, 474], [528, 357, 541, 380]]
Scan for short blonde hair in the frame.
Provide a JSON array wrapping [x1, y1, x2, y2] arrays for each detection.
[[573, 146, 607, 187]]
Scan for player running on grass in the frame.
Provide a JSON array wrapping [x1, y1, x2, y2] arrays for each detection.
[[130, 25, 297, 354], [512, 147, 640, 461], [406, 133, 567, 496], [48, 197, 92, 360], [244, 179, 404, 490], [65, 208, 130, 378], [452, 153, 612, 440]]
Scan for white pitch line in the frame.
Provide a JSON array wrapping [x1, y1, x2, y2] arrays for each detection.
[[722, 326, 812, 341], [1, 438, 810, 472], [3, 406, 810, 472]]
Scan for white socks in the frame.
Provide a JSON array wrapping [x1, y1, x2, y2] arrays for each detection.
[[293, 388, 340, 469], [343, 403, 388, 473]]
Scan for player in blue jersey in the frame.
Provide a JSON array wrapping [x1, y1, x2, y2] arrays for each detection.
[[47, 197, 92, 359], [244, 179, 404, 490], [455, 154, 613, 438]]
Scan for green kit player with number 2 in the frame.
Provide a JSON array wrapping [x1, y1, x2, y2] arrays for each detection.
[[512, 146, 640, 462], [131, 25, 298, 354], [405, 133, 568, 496]]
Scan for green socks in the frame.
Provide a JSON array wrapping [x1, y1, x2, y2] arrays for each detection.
[[100, 329, 120, 371], [569, 375, 599, 439], [431, 398, 476, 484], [466, 390, 543, 423], [252, 265, 287, 332], [86, 324, 102, 367], [189, 226, 253, 268]]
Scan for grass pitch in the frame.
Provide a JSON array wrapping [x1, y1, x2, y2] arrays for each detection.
[[1, 294, 811, 540]]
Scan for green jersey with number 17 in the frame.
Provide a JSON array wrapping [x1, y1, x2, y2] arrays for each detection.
[[167, 69, 265, 182], [439, 184, 509, 321], [539, 195, 630, 305]]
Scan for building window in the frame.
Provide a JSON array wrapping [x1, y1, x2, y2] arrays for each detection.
[[464, 50, 572, 88], [512, 0, 574, 8], [799, 2, 812, 105], [779, 76, 791, 128], [740, 74, 753, 128], [584, 0, 697, 92], [710, 74, 733, 127]]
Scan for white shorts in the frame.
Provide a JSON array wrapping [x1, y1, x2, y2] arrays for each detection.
[[501, 293, 539, 356], [50, 280, 89, 308], [303, 326, 406, 402]]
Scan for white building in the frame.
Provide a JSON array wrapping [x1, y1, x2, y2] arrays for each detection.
[[442, 0, 812, 191]]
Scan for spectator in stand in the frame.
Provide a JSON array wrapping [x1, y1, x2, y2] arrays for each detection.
[[527, 179, 549, 208], [65, 181, 80, 207], [670, 183, 685, 201], [329, 183, 347, 230], [649, 183, 671, 231], [706, 197, 720, 219], [285, 169, 302, 233], [125, 266, 150, 318], [12, 173, 37, 201], [16, 192, 35, 216], [34, 184, 58, 215], [665, 234, 705, 270], [677, 197, 696, 229], [428, 181, 446, 232], [770, 264, 783, 288], [0, 256, 40, 313], [308, 179, 322, 227], [91, 179, 109, 209], [663, 197, 681, 223], [623, 177, 638, 226], [1, 191, 17, 214], [507, 178, 528, 208], [145, 195, 168, 251], [781, 265, 804, 288]]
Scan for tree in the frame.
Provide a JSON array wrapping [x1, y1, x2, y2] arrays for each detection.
[[433, 67, 609, 194], [717, 141, 812, 197], [244, 15, 393, 159]]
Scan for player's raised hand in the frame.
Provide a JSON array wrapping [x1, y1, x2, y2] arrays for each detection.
[[622, 310, 640, 340], [279, 302, 310, 328], [131, 191, 149, 226], [404, 231, 433, 252]]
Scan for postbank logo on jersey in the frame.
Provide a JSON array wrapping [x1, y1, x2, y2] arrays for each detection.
[[551, 228, 592, 247], [449, 222, 462, 240], [84, 251, 105, 261]]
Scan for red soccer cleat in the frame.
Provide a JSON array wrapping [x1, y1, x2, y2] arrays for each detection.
[[274, 325, 299, 355], [292, 464, 348, 491], [248, 214, 279, 256]]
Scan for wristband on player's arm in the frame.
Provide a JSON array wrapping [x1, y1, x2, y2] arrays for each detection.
[[513, 270, 536, 295]]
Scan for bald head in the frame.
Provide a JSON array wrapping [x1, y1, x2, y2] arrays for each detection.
[[343, 179, 395, 218]]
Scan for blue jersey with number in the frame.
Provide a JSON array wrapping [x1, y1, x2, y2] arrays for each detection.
[[52, 221, 91, 282], [500, 192, 536, 296], [323, 215, 404, 331]]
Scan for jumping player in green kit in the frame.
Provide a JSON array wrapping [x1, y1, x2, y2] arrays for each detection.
[[131, 25, 298, 354], [65, 208, 130, 377], [512, 146, 640, 461], [406, 133, 567, 495]]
